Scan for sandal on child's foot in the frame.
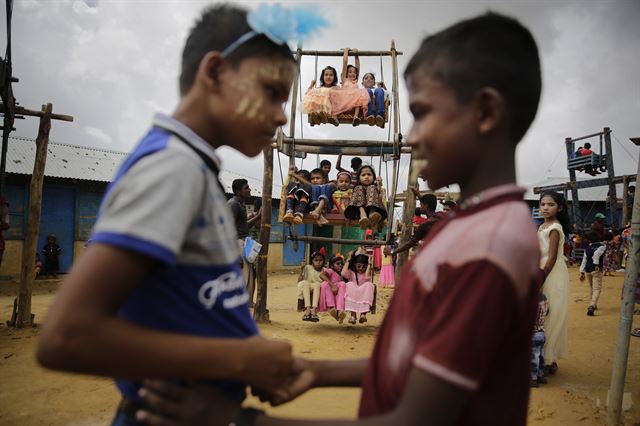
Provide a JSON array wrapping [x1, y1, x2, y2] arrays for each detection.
[[359, 315, 367, 324], [293, 213, 304, 225], [310, 313, 320, 323], [352, 117, 361, 127], [338, 311, 346, 324], [283, 210, 294, 223], [375, 115, 385, 128], [348, 316, 357, 325], [329, 117, 339, 127], [369, 212, 382, 228], [318, 111, 328, 124], [329, 308, 339, 321], [365, 115, 375, 126], [359, 217, 370, 229], [302, 313, 312, 321]]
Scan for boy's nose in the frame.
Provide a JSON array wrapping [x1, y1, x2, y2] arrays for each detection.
[[273, 107, 287, 127]]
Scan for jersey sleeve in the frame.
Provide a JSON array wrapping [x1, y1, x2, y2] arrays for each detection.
[[91, 150, 206, 265], [412, 261, 518, 391]]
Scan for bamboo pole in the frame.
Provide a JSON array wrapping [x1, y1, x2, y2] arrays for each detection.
[[16, 104, 52, 327], [254, 146, 273, 323], [622, 175, 629, 227], [607, 149, 640, 424], [298, 50, 403, 57], [603, 127, 618, 230], [290, 235, 387, 246]]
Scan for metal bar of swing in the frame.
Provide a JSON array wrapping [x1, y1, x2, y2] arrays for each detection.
[[280, 138, 398, 148], [297, 50, 403, 57], [289, 235, 387, 247], [271, 143, 411, 156], [567, 129, 610, 143], [532, 174, 637, 194]]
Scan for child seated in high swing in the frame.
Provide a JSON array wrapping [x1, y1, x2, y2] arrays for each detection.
[[342, 251, 375, 325], [283, 168, 312, 225], [361, 72, 387, 128], [318, 254, 347, 324], [344, 165, 387, 229], [301, 66, 340, 126], [330, 48, 370, 126], [297, 249, 327, 322]]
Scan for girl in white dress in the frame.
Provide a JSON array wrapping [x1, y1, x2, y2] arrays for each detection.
[[538, 191, 571, 374]]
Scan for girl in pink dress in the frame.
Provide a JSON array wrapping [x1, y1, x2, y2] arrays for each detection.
[[330, 48, 370, 126], [342, 251, 375, 325], [300, 66, 340, 126], [318, 254, 347, 324]]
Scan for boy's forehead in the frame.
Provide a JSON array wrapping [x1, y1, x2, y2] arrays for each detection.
[[240, 58, 295, 82]]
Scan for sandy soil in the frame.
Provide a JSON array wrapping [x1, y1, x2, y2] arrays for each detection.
[[0, 267, 638, 425]]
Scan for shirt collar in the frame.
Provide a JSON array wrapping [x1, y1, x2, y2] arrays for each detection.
[[457, 184, 526, 212], [152, 113, 222, 170]]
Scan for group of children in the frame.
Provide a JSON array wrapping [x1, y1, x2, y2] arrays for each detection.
[[296, 247, 384, 325], [301, 48, 388, 127], [284, 155, 388, 229]]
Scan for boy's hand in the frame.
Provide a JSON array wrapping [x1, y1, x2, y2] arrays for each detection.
[[252, 357, 317, 406], [300, 261, 306, 271], [580, 272, 585, 281], [241, 336, 295, 391], [136, 380, 239, 426]]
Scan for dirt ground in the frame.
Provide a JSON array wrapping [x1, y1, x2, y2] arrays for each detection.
[[0, 267, 638, 425]]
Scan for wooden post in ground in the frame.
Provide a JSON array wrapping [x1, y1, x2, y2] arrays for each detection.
[[603, 128, 618, 229], [395, 157, 416, 283], [622, 175, 629, 227], [254, 146, 273, 323], [16, 104, 51, 327]]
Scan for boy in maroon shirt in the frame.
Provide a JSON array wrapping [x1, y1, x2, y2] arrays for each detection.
[[137, 12, 543, 426]]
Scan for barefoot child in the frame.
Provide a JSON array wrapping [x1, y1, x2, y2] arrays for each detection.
[[342, 251, 375, 325], [301, 65, 340, 126], [137, 12, 545, 426], [319, 254, 347, 324], [344, 165, 387, 229], [538, 191, 571, 375], [330, 48, 370, 126], [36, 4, 327, 424], [297, 250, 327, 322]]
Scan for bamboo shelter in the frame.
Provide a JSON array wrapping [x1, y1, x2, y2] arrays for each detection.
[[253, 42, 416, 322]]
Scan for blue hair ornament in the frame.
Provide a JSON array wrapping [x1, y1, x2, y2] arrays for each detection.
[[221, 3, 328, 57]]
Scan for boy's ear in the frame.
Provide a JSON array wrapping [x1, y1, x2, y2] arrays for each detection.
[[196, 51, 227, 93], [475, 87, 506, 136]]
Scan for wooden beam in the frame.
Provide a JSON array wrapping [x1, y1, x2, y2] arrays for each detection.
[[254, 146, 273, 323], [298, 50, 403, 57], [280, 137, 397, 148], [16, 104, 52, 327], [273, 144, 411, 156], [0, 103, 74, 122], [567, 129, 608, 143], [289, 235, 387, 246], [532, 174, 637, 194], [604, 127, 619, 229]]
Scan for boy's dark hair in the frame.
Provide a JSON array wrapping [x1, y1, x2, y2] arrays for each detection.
[[539, 191, 571, 236], [584, 142, 591, 149], [231, 178, 248, 195], [414, 207, 422, 216], [320, 159, 331, 168], [179, 4, 295, 95], [310, 168, 326, 180], [419, 193, 438, 212], [351, 157, 363, 170], [404, 12, 541, 143], [319, 66, 339, 87], [297, 169, 311, 182], [586, 231, 600, 243]]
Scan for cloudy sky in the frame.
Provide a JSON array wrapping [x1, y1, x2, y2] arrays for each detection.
[[4, 0, 640, 194]]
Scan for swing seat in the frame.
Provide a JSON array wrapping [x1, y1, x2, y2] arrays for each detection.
[[567, 153, 607, 172], [296, 283, 377, 315], [308, 98, 391, 127]]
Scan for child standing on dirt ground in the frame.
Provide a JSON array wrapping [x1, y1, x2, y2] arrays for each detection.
[[42, 234, 61, 278], [531, 291, 548, 388], [136, 12, 545, 426], [580, 231, 606, 316], [36, 3, 327, 425], [297, 250, 327, 322]]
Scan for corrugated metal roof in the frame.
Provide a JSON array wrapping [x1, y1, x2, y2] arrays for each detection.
[[524, 176, 626, 202], [5, 136, 282, 197]]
